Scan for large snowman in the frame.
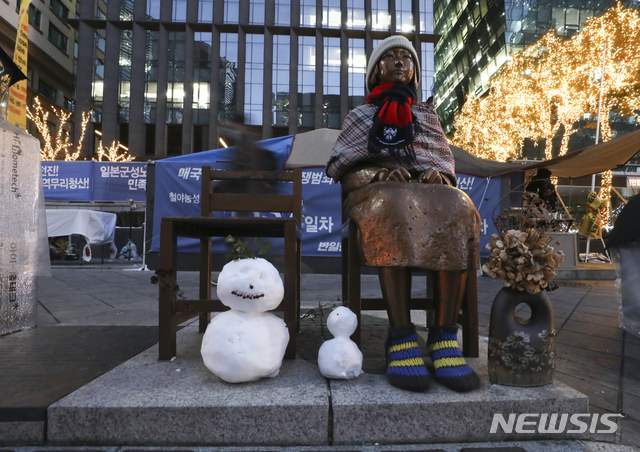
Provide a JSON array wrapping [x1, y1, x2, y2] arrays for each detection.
[[201, 257, 289, 383]]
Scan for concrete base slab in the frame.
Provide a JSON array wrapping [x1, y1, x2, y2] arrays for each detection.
[[47, 329, 589, 447], [47, 324, 330, 446], [330, 339, 589, 445]]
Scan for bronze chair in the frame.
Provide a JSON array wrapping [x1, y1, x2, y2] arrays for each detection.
[[340, 192, 479, 358], [158, 166, 302, 360]]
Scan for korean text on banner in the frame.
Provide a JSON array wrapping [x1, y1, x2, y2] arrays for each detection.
[[7, 0, 31, 130], [93, 162, 147, 201], [41, 161, 93, 201]]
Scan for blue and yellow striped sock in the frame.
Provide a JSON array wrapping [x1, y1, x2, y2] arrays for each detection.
[[386, 324, 430, 392], [427, 325, 480, 393]]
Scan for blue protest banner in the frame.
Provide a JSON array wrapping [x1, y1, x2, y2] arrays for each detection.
[[300, 169, 342, 257], [149, 166, 342, 257], [456, 174, 501, 258], [41, 161, 93, 201], [93, 162, 147, 202]]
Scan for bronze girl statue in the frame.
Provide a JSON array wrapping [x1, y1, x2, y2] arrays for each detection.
[[326, 36, 481, 393]]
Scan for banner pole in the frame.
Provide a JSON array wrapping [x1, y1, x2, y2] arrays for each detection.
[[586, 39, 608, 264]]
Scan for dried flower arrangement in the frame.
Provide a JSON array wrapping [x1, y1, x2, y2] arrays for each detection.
[[482, 192, 565, 294]]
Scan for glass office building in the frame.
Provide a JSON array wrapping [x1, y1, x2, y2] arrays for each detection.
[[433, 0, 639, 135], [71, 0, 437, 157]]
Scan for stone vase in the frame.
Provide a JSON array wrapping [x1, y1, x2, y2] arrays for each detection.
[[488, 287, 556, 387]]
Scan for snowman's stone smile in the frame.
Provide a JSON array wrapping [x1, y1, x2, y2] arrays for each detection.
[[231, 291, 265, 300]]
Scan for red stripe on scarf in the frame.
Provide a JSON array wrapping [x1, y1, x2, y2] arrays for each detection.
[[368, 83, 415, 128]]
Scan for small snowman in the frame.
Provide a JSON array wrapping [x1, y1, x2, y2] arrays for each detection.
[[318, 306, 364, 380], [201, 257, 289, 383]]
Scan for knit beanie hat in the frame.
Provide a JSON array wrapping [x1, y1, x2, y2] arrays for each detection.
[[366, 35, 421, 93]]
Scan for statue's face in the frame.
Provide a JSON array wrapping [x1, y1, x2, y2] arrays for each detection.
[[377, 47, 414, 85]]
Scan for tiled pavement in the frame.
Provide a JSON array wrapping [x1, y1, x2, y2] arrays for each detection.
[[1, 266, 639, 448]]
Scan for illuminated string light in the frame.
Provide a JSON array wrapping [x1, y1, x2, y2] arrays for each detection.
[[450, 3, 640, 224], [451, 2, 640, 165], [96, 140, 135, 162], [26, 96, 134, 161]]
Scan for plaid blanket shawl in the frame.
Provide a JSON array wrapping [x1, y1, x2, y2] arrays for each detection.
[[325, 102, 455, 183]]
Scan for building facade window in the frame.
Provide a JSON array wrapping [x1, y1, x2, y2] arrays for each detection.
[[119, 30, 133, 123], [64, 96, 74, 111], [224, 0, 239, 23], [347, 0, 365, 29], [39, 80, 57, 102], [396, 0, 413, 32], [172, 0, 187, 21], [167, 32, 186, 123], [421, 43, 434, 101], [193, 32, 212, 124], [272, 35, 290, 127], [144, 31, 159, 123], [322, 0, 340, 28], [28, 4, 42, 29], [48, 24, 68, 53], [348, 38, 365, 109], [244, 34, 264, 125], [420, 0, 433, 33], [323, 37, 340, 128], [250, 0, 265, 25], [300, 0, 316, 27], [275, 0, 290, 26], [146, 0, 160, 20], [198, 0, 213, 22], [298, 35, 315, 127], [95, 0, 106, 19], [371, 0, 389, 30], [119, 0, 134, 20], [73, 0, 438, 156], [219, 33, 238, 122], [92, 30, 105, 114]]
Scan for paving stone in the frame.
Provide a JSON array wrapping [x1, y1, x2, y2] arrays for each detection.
[[556, 330, 623, 357], [561, 320, 624, 341], [555, 372, 619, 412], [566, 312, 621, 329], [622, 357, 640, 398], [622, 390, 640, 422], [619, 417, 640, 447], [556, 343, 622, 373], [574, 305, 620, 319], [0, 326, 158, 429], [554, 358, 620, 391]]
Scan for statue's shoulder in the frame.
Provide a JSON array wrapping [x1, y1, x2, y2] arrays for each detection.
[[342, 103, 376, 127], [412, 102, 437, 114], [349, 103, 376, 116]]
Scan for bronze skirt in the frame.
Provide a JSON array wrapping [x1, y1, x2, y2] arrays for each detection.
[[344, 182, 481, 271]]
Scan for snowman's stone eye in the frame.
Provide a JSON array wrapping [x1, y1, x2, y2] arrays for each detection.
[[250, 285, 254, 289]]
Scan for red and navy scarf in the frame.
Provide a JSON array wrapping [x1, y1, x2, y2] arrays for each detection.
[[366, 83, 417, 160]]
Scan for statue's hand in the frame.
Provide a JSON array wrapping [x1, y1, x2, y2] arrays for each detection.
[[380, 167, 412, 182], [418, 168, 443, 184], [373, 168, 390, 182]]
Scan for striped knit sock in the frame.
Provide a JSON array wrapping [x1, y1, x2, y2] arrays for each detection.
[[427, 325, 480, 393], [386, 324, 430, 392]]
